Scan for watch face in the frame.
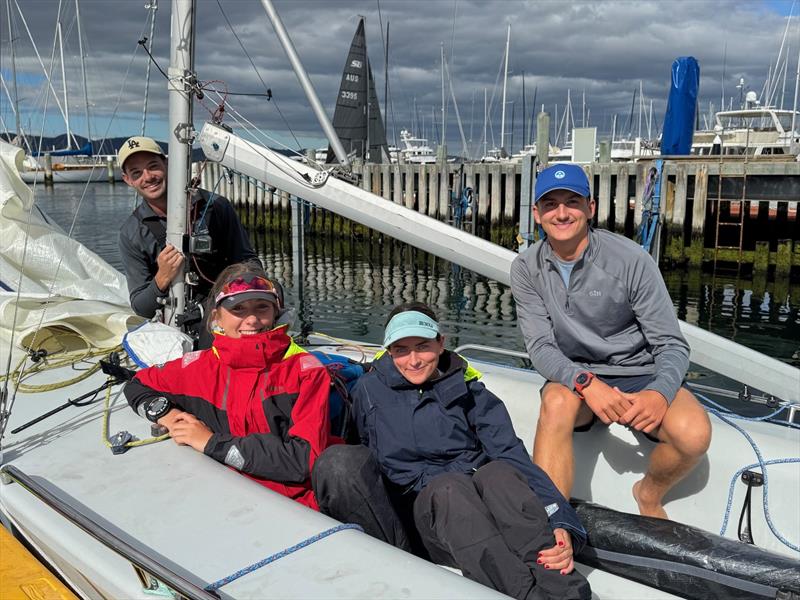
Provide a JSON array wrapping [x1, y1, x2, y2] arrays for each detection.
[[576, 373, 589, 386], [147, 396, 169, 418]]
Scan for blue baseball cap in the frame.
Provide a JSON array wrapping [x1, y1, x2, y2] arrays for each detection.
[[534, 164, 590, 204], [384, 311, 440, 347]]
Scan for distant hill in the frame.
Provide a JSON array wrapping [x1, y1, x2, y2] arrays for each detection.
[[1, 133, 307, 162]]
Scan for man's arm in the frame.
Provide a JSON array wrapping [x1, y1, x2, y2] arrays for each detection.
[[119, 228, 168, 318], [628, 251, 690, 403], [510, 255, 583, 388]]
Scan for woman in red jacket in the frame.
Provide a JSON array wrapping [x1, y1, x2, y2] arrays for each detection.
[[124, 262, 333, 509]]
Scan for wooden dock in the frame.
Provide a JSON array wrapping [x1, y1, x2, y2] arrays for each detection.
[[197, 154, 800, 276]]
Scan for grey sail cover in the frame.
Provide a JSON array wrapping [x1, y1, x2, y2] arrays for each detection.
[[327, 18, 389, 164]]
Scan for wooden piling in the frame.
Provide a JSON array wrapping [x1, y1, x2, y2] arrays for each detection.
[[689, 165, 708, 267], [490, 170, 501, 225], [597, 163, 611, 229], [44, 153, 53, 185], [438, 161, 449, 219], [428, 164, 438, 217], [419, 164, 429, 215], [405, 164, 415, 210], [667, 164, 688, 263], [614, 163, 629, 234]]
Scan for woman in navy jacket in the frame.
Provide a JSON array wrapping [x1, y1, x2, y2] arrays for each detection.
[[316, 302, 590, 600]]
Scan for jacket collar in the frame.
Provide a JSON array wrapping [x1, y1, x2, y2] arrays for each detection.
[[211, 325, 291, 369]]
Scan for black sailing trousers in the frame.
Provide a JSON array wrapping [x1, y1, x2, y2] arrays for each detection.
[[312, 445, 591, 600]]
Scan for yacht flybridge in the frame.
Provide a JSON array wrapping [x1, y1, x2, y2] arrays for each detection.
[[693, 107, 800, 156]]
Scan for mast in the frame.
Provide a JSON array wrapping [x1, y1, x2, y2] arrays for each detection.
[[165, 0, 196, 323], [74, 0, 92, 145], [6, 0, 21, 143], [521, 70, 526, 148], [500, 24, 510, 152], [440, 43, 447, 147], [792, 39, 800, 135], [260, 0, 350, 167], [483, 87, 488, 158], [637, 80, 643, 139], [56, 20, 73, 150], [384, 21, 389, 136], [141, 0, 158, 136]]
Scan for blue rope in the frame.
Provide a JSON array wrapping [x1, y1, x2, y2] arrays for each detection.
[[204, 523, 364, 591], [695, 392, 800, 553]]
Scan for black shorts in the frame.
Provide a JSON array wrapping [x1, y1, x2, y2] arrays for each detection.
[[542, 373, 668, 442]]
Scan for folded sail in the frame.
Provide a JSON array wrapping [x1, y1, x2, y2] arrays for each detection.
[[326, 18, 389, 164]]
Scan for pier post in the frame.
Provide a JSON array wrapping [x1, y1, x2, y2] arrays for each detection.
[[439, 160, 449, 219], [419, 164, 429, 215], [689, 165, 708, 267], [405, 164, 415, 210], [478, 165, 489, 222], [519, 154, 535, 249], [107, 156, 116, 183], [44, 153, 53, 185], [634, 162, 647, 230], [776, 239, 792, 278], [614, 163, 629, 233], [428, 164, 438, 217], [597, 157, 611, 229], [668, 164, 687, 263], [393, 163, 402, 205], [536, 112, 550, 169], [491, 167, 502, 226], [504, 164, 516, 224], [382, 164, 391, 201]]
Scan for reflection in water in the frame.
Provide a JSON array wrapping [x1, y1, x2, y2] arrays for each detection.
[[254, 231, 799, 367]]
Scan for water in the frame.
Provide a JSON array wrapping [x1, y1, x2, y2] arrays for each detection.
[[32, 183, 800, 369]]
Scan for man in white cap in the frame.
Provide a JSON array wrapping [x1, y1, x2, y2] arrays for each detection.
[[510, 163, 711, 519], [117, 136, 259, 335]]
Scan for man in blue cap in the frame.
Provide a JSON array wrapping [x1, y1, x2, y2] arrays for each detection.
[[510, 164, 711, 519]]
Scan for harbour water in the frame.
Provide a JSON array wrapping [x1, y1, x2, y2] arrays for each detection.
[[33, 183, 799, 368]]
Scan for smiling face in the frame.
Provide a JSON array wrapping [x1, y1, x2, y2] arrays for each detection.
[[212, 298, 276, 339], [533, 188, 595, 258], [122, 153, 168, 208], [388, 335, 445, 385]]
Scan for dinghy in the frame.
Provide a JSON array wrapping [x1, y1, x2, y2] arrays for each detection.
[[2, 1, 798, 598]]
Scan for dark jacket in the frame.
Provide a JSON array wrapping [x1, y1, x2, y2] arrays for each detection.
[[510, 227, 689, 403], [124, 326, 333, 509], [118, 190, 259, 318], [352, 350, 587, 547]]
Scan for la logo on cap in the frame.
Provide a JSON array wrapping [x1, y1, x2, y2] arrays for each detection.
[[127, 139, 140, 149], [555, 170, 565, 179]]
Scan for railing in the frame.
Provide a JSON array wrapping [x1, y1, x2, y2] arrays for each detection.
[[0, 465, 219, 600]]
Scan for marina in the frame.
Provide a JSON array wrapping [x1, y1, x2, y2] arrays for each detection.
[[2, 1, 800, 599]]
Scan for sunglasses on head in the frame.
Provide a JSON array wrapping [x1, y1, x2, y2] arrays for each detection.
[[220, 275, 274, 295]]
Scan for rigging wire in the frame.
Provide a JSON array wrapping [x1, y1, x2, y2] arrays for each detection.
[[213, 0, 302, 151]]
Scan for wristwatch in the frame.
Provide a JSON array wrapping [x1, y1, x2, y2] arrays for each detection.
[[573, 372, 595, 398], [145, 396, 172, 423]]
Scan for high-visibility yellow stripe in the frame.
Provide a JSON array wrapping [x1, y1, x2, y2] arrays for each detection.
[[0, 527, 78, 599]]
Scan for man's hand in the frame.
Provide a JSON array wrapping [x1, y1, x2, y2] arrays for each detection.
[[580, 379, 634, 424], [537, 528, 576, 575], [154, 243, 184, 292], [167, 412, 213, 452], [617, 389, 668, 433]]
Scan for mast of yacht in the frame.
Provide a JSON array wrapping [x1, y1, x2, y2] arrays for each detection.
[[483, 87, 488, 158], [141, 0, 158, 136], [440, 42, 446, 149], [5, 0, 22, 147], [792, 39, 800, 136], [499, 24, 510, 153], [74, 0, 92, 146], [164, 0, 196, 323], [56, 20, 73, 150]]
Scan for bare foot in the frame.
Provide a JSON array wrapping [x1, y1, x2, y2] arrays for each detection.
[[632, 479, 668, 519]]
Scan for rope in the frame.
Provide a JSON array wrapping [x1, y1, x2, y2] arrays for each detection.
[[696, 392, 800, 553], [0, 346, 120, 393], [204, 523, 364, 591]]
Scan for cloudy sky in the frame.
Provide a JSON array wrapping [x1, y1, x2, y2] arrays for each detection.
[[1, 0, 797, 157]]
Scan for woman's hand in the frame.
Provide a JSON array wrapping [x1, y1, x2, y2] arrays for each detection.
[[537, 527, 575, 575], [166, 412, 213, 453]]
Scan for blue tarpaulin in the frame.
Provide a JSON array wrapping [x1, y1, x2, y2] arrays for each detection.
[[660, 57, 699, 155]]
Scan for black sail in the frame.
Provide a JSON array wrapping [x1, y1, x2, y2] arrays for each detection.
[[326, 18, 389, 164]]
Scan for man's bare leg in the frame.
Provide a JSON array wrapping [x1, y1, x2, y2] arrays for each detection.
[[632, 388, 712, 519], [533, 383, 595, 498]]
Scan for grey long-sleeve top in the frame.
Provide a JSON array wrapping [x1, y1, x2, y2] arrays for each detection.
[[510, 228, 689, 403]]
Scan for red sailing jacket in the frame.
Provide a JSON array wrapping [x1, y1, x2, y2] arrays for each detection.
[[124, 326, 333, 509]]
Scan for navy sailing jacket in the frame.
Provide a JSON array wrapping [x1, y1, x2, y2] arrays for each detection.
[[352, 350, 587, 547]]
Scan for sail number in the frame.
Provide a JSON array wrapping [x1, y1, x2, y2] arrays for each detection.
[[341, 91, 359, 101], [345, 73, 360, 83]]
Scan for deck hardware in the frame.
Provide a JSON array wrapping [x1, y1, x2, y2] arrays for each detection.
[[737, 385, 751, 403], [738, 470, 764, 545], [109, 431, 133, 455]]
